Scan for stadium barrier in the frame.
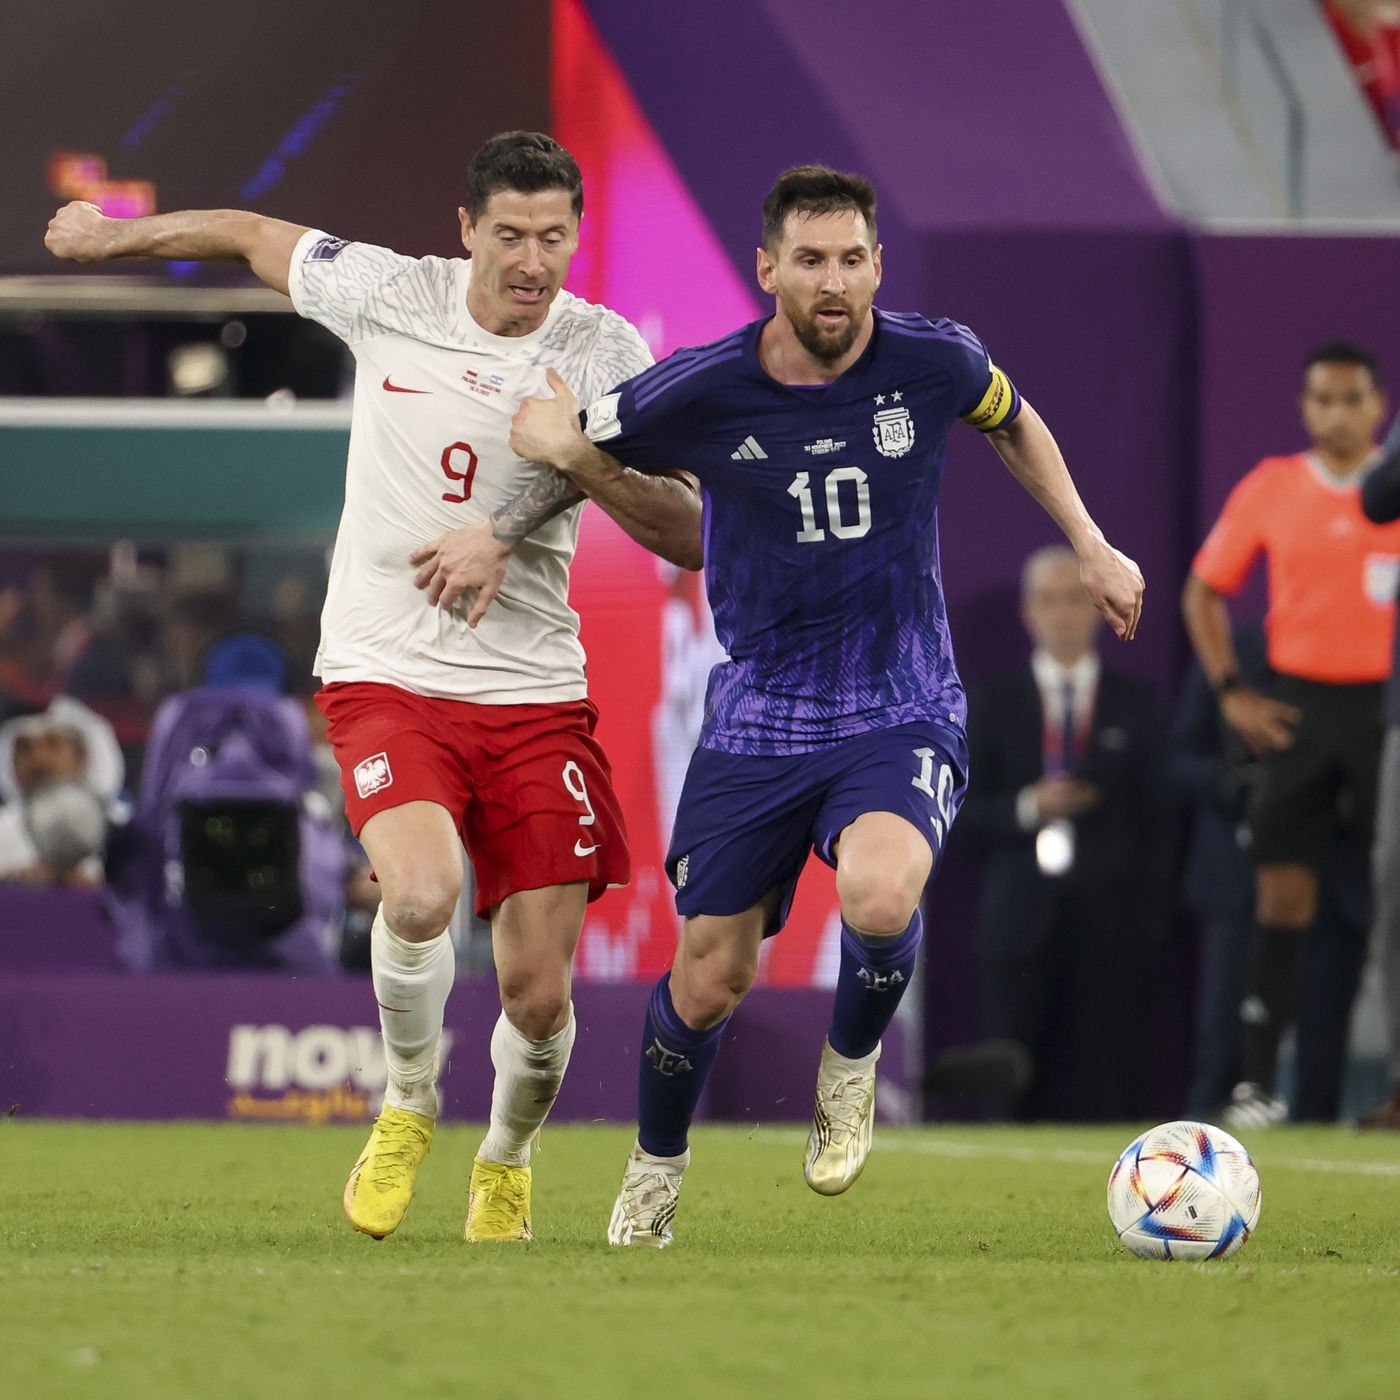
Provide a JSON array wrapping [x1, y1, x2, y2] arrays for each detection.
[[0, 964, 909, 1126]]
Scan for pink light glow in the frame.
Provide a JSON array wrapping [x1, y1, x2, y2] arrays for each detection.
[[552, 0, 760, 357], [46, 152, 156, 217], [95, 179, 157, 219], [47, 151, 108, 199]]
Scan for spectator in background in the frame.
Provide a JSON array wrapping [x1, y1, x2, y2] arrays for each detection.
[[1358, 411, 1400, 1128], [164, 588, 241, 692], [62, 574, 164, 710], [1183, 342, 1400, 1127], [201, 630, 288, 693], [963, 546, 1167, 1122], [0, 696, 125, 886], [1323, 0, 1400, 149], [268, 573, 324, 696], [0, 584, 48, 718]]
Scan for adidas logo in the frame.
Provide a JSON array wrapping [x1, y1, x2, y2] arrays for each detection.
[[730, 435, 768, 460]]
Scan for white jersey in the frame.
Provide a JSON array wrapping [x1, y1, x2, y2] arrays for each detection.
[[288, 229, 653, 703]]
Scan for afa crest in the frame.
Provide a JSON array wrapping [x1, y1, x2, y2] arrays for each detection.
[[873, 405, 915, 458]]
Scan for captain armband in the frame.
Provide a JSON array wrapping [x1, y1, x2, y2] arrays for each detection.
[[961, 365, 1019, 433]]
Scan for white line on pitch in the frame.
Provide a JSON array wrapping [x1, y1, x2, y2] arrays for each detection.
[[747, 1129, 1400, 1178]]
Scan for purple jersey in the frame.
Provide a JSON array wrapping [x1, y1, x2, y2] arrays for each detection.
[[584, 310, 1020, 756]]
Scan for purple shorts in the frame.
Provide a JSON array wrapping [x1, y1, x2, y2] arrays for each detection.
[[664, 722, 968, 934]]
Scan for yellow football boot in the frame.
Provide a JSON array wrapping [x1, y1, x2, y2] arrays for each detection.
[[343, 1106, 434, 1239], [463, 1156, 533, 1242]]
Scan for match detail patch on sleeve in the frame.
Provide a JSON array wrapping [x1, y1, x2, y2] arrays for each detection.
[[584, 392, 623, 443], [305, 236, 350, 263], [961, 365, 1017, 432]]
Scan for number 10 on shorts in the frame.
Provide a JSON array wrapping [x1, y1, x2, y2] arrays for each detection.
[[912, 747, 955, 846], [563, 760, 599, 857]]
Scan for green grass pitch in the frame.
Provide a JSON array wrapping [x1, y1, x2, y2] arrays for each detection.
[[2, 1120, 1398, 1400]]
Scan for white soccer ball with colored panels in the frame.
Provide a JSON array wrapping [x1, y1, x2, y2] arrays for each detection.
[[1107, 1120, 1262, 1260]]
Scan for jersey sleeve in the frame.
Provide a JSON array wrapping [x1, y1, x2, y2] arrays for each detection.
[[576, 314, 655, 406], [286, 229, 420, 346], [941, 322, 1021, 433], [581, 355, 694, 474], [1192, 467, 1269, 596]]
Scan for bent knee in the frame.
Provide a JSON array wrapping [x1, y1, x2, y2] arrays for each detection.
[[672, 958, 754, 1027], [499, 974, 571, 1040], [382, 875, 461, 942], [838, 881, 920, 936]]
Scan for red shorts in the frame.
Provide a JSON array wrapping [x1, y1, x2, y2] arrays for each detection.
[[316, 682, 629, 914]]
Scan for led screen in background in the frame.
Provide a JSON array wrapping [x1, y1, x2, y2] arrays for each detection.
[[0, 0, 551, 273]]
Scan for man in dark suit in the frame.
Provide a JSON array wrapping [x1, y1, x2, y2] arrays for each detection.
[[963, 546, 1168, 1121]]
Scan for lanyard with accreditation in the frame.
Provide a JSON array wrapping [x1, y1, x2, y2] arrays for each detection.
[[1037, 676, 1094, 876]]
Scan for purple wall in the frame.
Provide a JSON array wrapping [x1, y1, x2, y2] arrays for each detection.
[[759, 0, 1167, 233], [934, 228, 1196, 692], [583, 1, 1167, 317], [1193, 235, 1400, 538]]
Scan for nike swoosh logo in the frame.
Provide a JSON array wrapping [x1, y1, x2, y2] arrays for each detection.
[[574, 840, 600, 857], [382, 376, 431, 394]]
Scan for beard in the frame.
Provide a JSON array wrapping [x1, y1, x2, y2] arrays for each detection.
[[788, 298, 866, 364]]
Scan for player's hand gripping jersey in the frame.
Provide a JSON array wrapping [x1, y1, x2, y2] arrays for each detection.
[[584, 311, 1019, 755], [289, 231, 652, 702]]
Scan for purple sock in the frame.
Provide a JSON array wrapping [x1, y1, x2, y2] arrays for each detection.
[[827, 910, 923, 1059], [636, 972, 728, 1158]]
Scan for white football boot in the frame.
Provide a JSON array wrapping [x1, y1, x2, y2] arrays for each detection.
[[607, 1142, 690, 1248], [1222, 1081, 1288, 1130], [804, 1039, 881, 1195]]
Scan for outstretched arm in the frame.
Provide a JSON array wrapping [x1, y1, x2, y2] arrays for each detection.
[[984, 399, 1144, 641], [45, 201, 309, 296]]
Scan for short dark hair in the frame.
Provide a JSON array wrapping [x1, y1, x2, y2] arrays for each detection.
[[465, 131, 583, 223], [1305, 341, 1381, 384], [762, 165, 877, 250]]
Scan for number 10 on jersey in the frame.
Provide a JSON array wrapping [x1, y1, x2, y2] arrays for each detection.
[[787, 468, 871, 542]]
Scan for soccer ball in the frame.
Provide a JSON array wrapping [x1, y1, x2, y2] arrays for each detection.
[[1107, 1120, 1262, 1260]]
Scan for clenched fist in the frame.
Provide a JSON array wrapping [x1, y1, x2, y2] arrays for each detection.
[[45, 201, 113, 262]]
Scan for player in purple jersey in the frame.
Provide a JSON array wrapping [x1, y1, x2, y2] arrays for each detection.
[[508, 165, 1143, 1246]]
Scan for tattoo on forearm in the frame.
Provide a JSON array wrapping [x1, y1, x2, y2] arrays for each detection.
[[490, 470, 585, 544]]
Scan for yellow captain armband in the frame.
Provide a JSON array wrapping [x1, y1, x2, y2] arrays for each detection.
[[961, 365, 1017, 432]]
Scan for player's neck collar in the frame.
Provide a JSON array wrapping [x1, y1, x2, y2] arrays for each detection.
[[1303, 447, 1380, 490]]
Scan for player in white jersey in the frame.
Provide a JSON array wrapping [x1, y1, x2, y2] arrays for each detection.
[[46, 131, 703, 1243]]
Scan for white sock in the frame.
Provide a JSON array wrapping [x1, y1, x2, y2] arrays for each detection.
[[478, 1006, 577, 1166], [371, 906, 454, 1117]]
